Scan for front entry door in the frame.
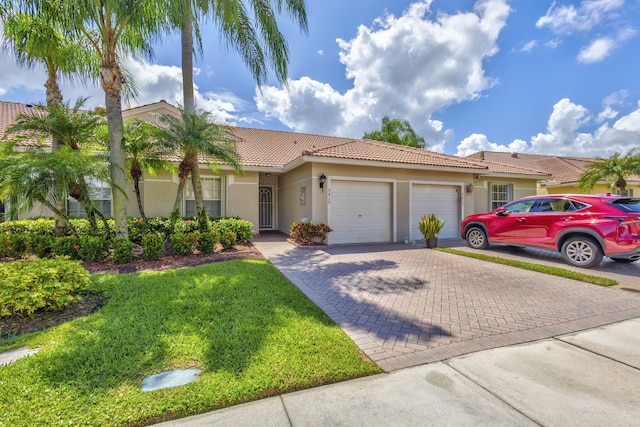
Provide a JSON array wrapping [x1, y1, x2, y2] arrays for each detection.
[[259, 186, 274, 229]]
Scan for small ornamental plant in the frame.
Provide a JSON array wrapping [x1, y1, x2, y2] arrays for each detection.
[[78, 235, 110, 261], [197, 231, 216, 254], [170, 232, 199, 256], [112, 238, 134, 264], [142, 232, 165, 260], [0, 233, 26, 258], [0, 257, 90, 316], [289, 221, 333, 245], [51, 235, 83, 259]]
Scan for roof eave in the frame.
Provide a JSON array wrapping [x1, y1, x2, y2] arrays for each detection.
[[289, 155, 488, 174]]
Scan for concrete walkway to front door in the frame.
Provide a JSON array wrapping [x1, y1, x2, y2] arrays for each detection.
[[253, 234, 640, 372]]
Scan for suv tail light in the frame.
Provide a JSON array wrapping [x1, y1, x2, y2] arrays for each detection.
[[616, 217, 640, 237]]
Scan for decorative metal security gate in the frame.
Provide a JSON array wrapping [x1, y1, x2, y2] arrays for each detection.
[[259, 186, 274, 229]]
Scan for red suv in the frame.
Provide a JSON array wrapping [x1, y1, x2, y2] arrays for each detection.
[[460, 194, 640, 268]]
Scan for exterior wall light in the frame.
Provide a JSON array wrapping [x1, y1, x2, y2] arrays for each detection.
[[466, 183, 474, 194], [319, 173, 327, 191]]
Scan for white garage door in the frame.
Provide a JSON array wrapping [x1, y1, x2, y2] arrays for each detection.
[[411, 184, 460, 241], [330, 180, 392, 244]]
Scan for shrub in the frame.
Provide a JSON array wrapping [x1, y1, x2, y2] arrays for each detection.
[[170, 232, 199, 256], [0, 257, 90, 316], [215, 218, 253, 240], [78, 235, 110, 261], [112, 238, 134, 264], [24, 233, 54, 258], [142, 232, 165, 260], [0, 232, 27, 258], [289, 221, 332, 244], [51, 236, 82, 259], [197, 231, 216, 254]]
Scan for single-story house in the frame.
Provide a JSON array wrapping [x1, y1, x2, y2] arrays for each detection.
[[1, 100, 550, 244], [467, 151, 640, 197]]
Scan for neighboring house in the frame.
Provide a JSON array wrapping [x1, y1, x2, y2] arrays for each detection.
[[467, 151, 640, 197], [1, 100, 549, 244]]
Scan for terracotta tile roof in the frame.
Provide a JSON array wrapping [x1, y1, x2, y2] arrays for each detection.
[[232, 126, 489, 170], [0, 100, 555, 177], [0, 101, 50, 145], [467, 151, 640, 185]]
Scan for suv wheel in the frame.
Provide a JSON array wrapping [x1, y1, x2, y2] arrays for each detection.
[[561, 236, 603, 268], [466, 226, 489, 249]]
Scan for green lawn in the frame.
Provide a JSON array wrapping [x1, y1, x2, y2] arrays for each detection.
[[0, 260, 381, 426]]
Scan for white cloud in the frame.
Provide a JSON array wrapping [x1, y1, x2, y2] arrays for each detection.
[[577, 28, 637, 63], [536, 0, 625, 34], [255, 0, 511, 144], [457, 97, 640, 158], [520, 40, 537, 52], [577, 36, 615, 63], [455, 133, 527, 157]]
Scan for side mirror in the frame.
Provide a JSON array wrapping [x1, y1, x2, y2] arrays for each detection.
[[494, 209, 509, 217]]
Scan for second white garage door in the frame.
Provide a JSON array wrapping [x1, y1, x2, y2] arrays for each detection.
[[411, 184, 460, 241], [330, 180, 392, 244]]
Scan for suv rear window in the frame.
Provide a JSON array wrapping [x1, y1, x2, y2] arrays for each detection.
[[610, 198, 640, 213]]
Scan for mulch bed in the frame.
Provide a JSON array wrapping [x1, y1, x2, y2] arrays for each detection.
[[0, 242, 264, 339]]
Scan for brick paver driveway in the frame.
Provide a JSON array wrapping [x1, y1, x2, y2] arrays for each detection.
[[254, 236, 640, 372]]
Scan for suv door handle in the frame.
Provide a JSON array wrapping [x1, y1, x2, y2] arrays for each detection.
[[517, 218, 526, 223], [564, 216, 574, 221]]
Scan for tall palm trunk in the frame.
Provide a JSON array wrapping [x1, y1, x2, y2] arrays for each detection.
[[171, 158, 194, 230], [44, 63, 68, 237], [130, 163, 149, 226], [182, 13, 209, 231], [101, 58, 129, 239]]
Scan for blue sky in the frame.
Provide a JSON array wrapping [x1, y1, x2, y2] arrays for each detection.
[[1, 0, 639, 158]]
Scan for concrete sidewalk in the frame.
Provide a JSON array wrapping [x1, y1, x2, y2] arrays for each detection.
[[158, 318, 640, 426]]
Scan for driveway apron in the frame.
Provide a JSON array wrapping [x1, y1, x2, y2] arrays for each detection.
[[253, 236, 640, 372]]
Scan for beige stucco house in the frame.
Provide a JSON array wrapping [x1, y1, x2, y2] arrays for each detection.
[[467, 151, 640, 197], [1, 100, 549, 244]]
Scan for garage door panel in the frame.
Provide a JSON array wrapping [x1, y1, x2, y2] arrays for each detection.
[[411, 185, 459, 240], [331, 181, 392, 244]]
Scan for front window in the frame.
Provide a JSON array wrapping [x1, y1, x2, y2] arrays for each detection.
[[67, 180, 112, 217], [490, 183, 512, 210], [185, 176, 222, 217]]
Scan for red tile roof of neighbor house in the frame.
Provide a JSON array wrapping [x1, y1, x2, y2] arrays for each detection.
[[0, 100, 549, 177], [467, 151, 640, 185]]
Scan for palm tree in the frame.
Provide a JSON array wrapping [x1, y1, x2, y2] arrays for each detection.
[[579, 150, 640, 196], [0, 145, 111, 235], [3, 99, 112, 234], [16, 0, 169, 239], [123, 118, 176, 225], [153, 109, 243, 231], [1, 5, 98, 234], [166, 0, 307, 231]]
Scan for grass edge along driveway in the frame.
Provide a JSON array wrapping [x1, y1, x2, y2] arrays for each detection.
[[436, 248, 617, 287], [0, 259, 381, 427]]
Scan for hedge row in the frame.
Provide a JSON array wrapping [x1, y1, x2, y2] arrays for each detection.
[[0, 217, 254, 262]]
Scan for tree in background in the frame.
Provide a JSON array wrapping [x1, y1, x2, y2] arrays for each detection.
[[364, 116, 428, 149], [579, 150, 640, 196]]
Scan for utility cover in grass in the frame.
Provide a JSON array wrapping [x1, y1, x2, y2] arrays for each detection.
[[141, 368, 203, 392], [0, 347, 39, 366]]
